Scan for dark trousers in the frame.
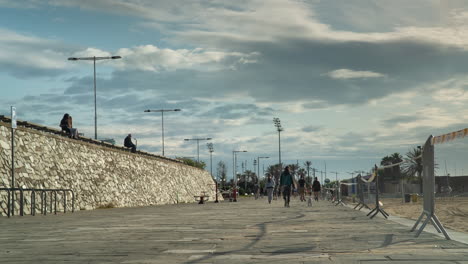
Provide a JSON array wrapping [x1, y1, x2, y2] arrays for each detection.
[[283, 185, 291, 205], [126, 144, 136, 153]]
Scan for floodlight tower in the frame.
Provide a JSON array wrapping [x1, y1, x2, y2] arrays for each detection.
[[273, 118, 283, 168]]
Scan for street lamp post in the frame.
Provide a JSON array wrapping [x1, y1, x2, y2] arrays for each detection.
[[144, 109, 181, 156], [207, 143, 218, 203], [184, 138, 212, 162], [68, 55, 122, 140], [233, 150, 247, 202]]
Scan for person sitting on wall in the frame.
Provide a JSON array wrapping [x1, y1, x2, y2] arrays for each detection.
[[60, 113, 78, 139], [124, 134, 136, 153]]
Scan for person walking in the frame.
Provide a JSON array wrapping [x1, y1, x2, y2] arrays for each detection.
[[312, 177, 321, 202], [298, 174, 306, 202], [265, 174, 275, 204], [280, 166, 295, 207]]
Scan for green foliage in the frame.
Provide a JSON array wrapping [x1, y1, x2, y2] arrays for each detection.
[[401, 147, 423, 180], [380, 152, 403, 181], [97, 202, 115, 209], [266, 163, 282, 180], [176, 157, 206, 169]]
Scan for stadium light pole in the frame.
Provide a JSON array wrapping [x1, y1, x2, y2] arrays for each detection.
[[273, 118, 283, 169], [233, 150, 247, 202], [144, 109, 181, 156], [184, 138, 212, 162], [68, 55, 122, 140]]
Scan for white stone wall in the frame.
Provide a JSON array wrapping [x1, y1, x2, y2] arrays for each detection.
[[0, 122, 220, 215]]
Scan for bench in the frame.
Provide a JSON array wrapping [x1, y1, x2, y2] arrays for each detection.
[[194, 193, 210, 204]]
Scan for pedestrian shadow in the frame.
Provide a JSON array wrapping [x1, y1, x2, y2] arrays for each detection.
[[184, 213, 306, 264]]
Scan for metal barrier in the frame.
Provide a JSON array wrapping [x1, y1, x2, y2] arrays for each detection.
[[354, 175, 371, 211], [411, 135, 450, 239], [334, 182, 346, 206], [0, 188, 74, 217], [366, 166, 389, 219]]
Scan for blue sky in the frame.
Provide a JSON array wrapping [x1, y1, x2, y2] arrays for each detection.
[[2, 0, 468, 180]]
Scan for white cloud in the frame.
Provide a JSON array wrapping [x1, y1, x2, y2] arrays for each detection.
[[113, 45, 258, 72], [5, 0, 468, 49], [433, 87, 468, 104], [0, 28, 70, 73], [428, 77, 468, 104], [326, 69, 385, 80]]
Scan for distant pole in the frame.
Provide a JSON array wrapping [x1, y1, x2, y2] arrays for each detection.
[[324, 161, 327, 180], [144, 109, 181, 156], [68, 55, 122, 139], [93, 58, 96, 139], [161, 111, 164, 155], [184, 137, 212, 162], [233, 150, 247, 202], [10, 106, 16, 216], [207, 143, 217, 203], [273, 118, 283, 169], [257, 156, 269, 179]]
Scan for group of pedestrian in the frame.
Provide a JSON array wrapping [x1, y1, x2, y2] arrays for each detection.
[[263, 166, 322, 207]]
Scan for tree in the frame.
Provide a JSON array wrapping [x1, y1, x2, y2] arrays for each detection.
[[238, 170, 257, 195], [266, 163, 282, 194], [216, 161, 228, 189], [304, 161, 312, 183], [287, 163, 300, 180], [379, 152, 403, 192], [401, 147, 423, 193]]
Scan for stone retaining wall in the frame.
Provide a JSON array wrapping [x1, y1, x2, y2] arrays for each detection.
[[0, 121, 219, 215]]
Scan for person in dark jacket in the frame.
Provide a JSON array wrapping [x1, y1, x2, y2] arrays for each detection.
[[124, 134, 136, 153], [60, 113, 78, 138], [280, 166, 295, 207], [60, 113, 71, 134], [312, 177, 321, 201]]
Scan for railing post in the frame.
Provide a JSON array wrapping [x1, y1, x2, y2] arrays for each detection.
[[19, 188, 24, 216], [54, 191, 57, 215], [71, 190, 75, 213], [63, 191, 67, 213], [42, 191, 47, 215], [7, 189, 11, 218], [31, 190, 35, 216], [11, 188, 15, 216], [49, 190, 53, 214]]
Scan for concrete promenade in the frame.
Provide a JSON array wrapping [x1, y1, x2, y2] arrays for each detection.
[[0, 197, 467, 263]]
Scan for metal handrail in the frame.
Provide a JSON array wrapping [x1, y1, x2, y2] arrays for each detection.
[[0, 188, 74, 218]]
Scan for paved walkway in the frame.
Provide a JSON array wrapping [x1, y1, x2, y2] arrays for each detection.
[[1, 197, 467, 263]]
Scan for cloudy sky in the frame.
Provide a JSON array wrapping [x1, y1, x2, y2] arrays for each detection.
[[2, 0, 468, 180]]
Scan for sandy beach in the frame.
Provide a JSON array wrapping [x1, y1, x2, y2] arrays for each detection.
[[373, 197, 468, 233]]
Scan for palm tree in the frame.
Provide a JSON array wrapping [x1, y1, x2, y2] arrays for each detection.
[[304, 161, 312, 183], [380, 153, 403, 192], [266, 163, 282, 195], [287, 163, 300, 180], [401, 147, 423, 193]]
